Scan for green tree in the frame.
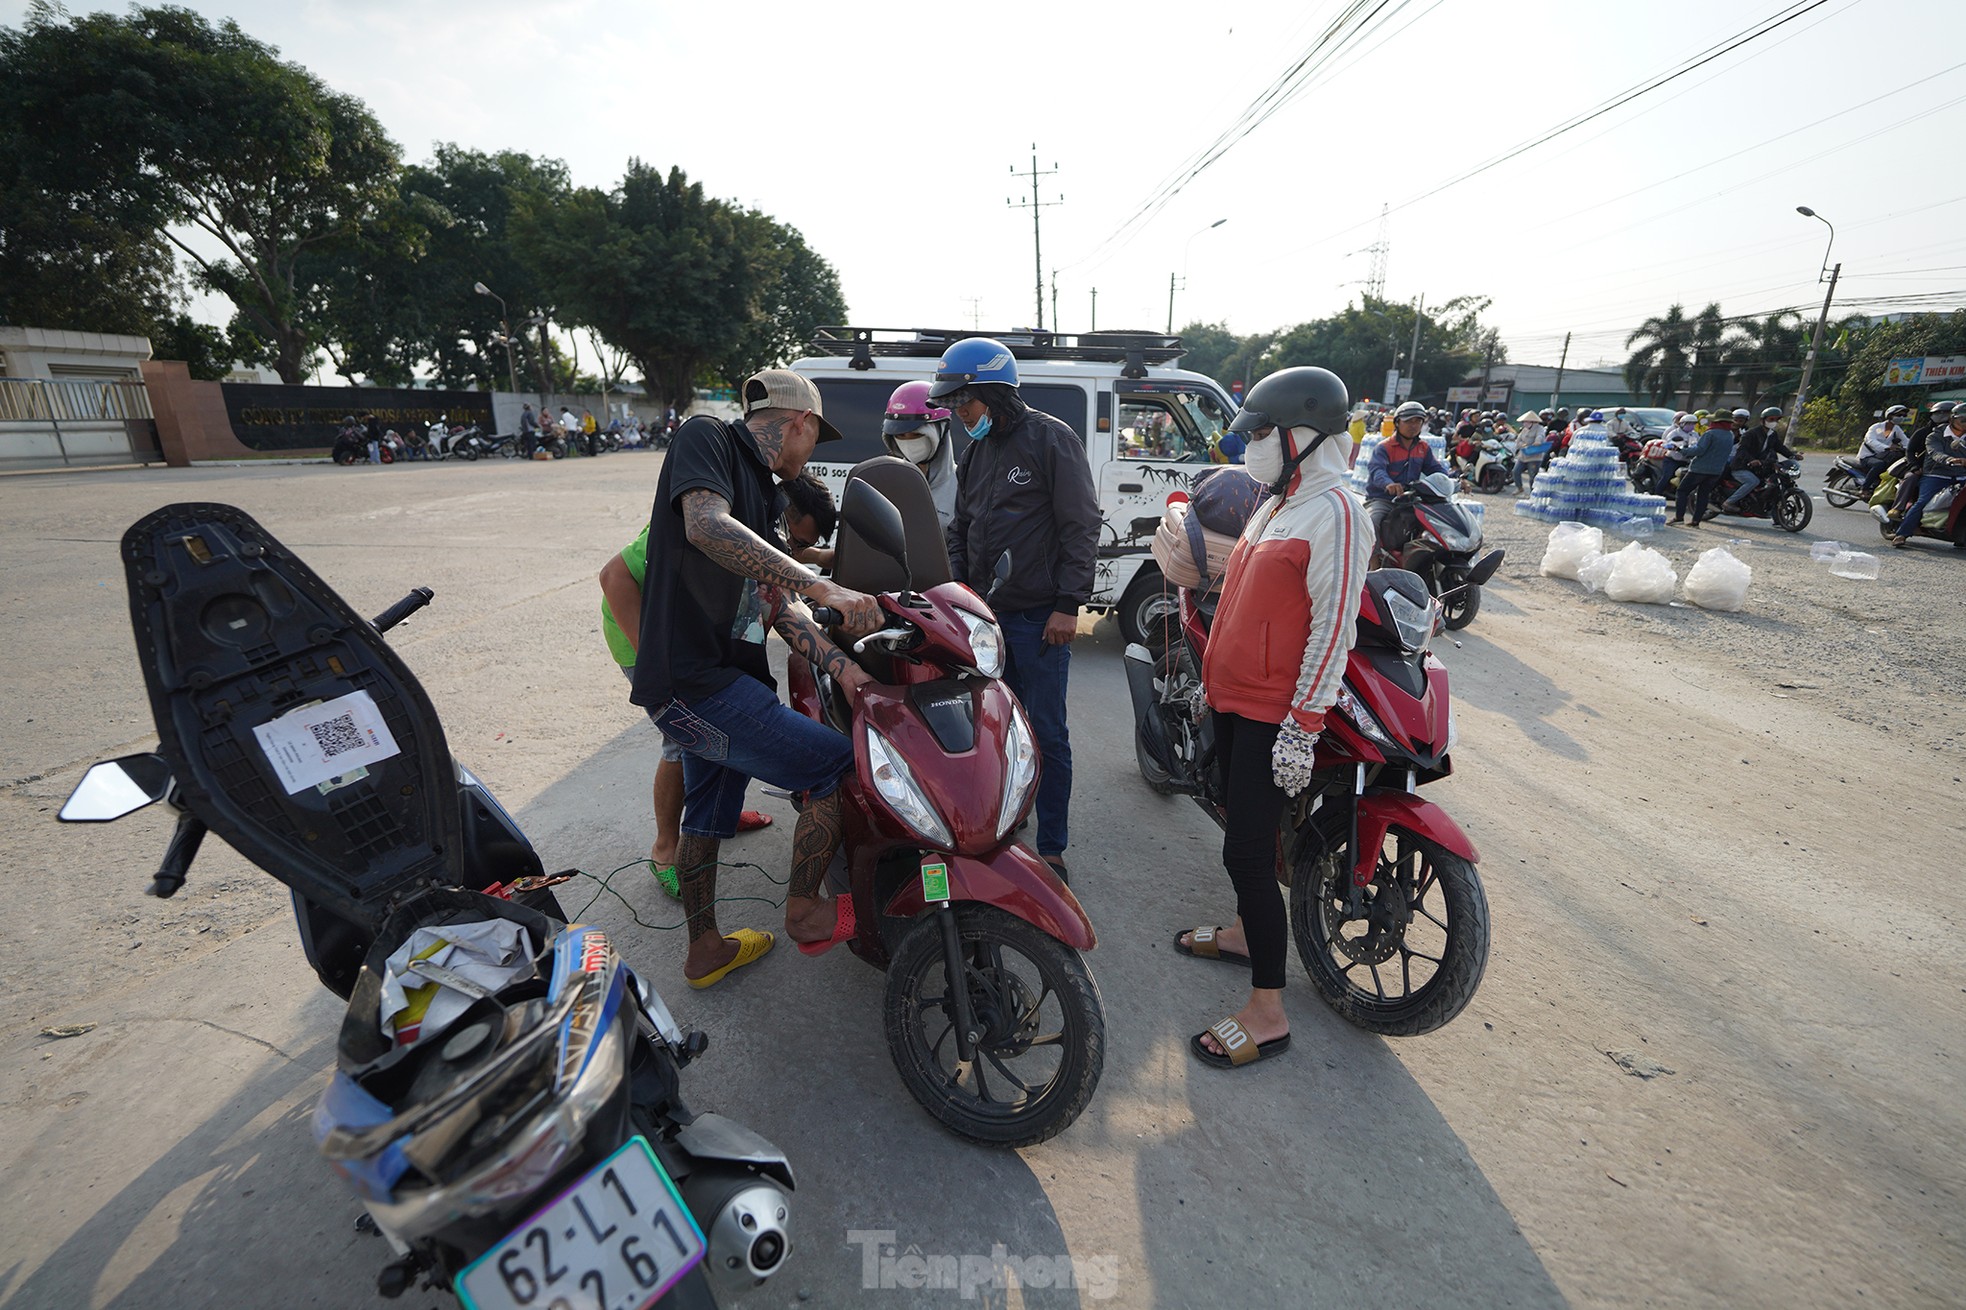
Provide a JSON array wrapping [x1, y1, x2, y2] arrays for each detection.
[[517, 161, 846, 411], [1172, 321, 1244, 383], [1724, 310, 1806, 412], [0, 4, 401, 382], [1256, 295, 1493, 402], [1685, 302, 1729, 409], [1624, 305, 1694, 406], [1815, 310, 1966, 445]]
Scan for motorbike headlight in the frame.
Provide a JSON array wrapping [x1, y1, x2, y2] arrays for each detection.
[[1333, 684, 1399, 753], [996, 704, 1039, 840], [1382, 587, 1436, 653], [956, 608, 1005, 678], [866, 725, 953, 848]]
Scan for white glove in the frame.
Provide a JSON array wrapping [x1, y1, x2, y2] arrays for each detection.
[[1271, 720, 1321, 797]]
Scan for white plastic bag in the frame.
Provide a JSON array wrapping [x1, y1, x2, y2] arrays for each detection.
[[1828, 550, 1878, 580], [1682, 546, 1752, 611], [1576, 549, 1617, 593], [1603, 542, 1678, 604], [1809, 540, 1849, 562], [1540, 522, 1605, 580]]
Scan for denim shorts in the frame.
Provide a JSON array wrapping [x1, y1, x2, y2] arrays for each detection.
[[621, 664, 684, 763], [652, 673, 854, 840]]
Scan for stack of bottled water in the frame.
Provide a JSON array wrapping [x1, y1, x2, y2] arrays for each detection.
[[1349, 432, 1483, 526], [1513, 429, 1665, 535]]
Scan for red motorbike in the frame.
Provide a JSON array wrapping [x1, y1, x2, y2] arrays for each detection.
[[787, 458, 1105, 1148], [1126, 516, 1496, 1035]]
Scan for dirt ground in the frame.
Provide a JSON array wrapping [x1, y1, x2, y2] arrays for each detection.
[[0, 458, 1959, 1309]]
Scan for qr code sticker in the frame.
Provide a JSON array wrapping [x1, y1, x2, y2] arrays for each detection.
[[309, 713, 365, 757]]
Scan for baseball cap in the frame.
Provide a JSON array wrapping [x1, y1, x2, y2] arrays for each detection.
[[742, 369, 843, 443]]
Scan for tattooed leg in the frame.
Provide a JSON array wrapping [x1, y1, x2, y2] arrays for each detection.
[[784, 788, 846, 945], [676, 833, 737, 980]]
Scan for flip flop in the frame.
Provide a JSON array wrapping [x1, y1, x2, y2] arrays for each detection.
[[795, 895, 857, 957], [1043, 855, 1070, 884], [1173, 926, 1250, 968], [1191, 1016, 1291, 1069], [737, 810, 774, 832], [686, 928, 774, 990], [648, 862, 680, 900]]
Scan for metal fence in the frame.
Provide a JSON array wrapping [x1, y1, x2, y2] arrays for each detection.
[[0, 377, 159, 467]]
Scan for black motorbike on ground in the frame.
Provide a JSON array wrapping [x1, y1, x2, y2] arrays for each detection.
[[333, 424, 368, 466], [1704, 457, 1813, 531], [1371, 472, 1504, 630], [60, 503, 794, 1308]]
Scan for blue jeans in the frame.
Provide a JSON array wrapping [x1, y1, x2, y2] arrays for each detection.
[[1723, 467, 1760, 508], [1896, 474, 1958, 535], [652, 673, 852, 840], [999, 606, 1072, 856]]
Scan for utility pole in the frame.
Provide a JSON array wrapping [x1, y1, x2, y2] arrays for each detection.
[[961, 298, 981, 331], [1366, 205, 1389, 300], [1477, 329, 1498, 400], [1405, 293, 1425, 397], [1167, 273, 1179, 335], [1050, 272, 1058, 335], [1789, 262, 1841, 440], [1090, 288, 1098, 332], [1550, 331, 1572, 409], [1008, 147, 1061, 330]]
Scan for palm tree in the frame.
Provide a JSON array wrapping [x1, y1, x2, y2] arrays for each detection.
[[1624, 305, 1692, 405], [1724, 310, 1806, 411], [1685, 302, 1729, 409]]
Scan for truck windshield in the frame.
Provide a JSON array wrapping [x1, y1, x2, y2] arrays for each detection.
[[1176, 391, 1232, 448]]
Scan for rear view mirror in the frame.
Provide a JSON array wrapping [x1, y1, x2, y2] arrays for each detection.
[[1469, 549, 1505, 588], [842, 480, 910, 585], [61, 753, 173, 822], [992, 552, 1013, 590]]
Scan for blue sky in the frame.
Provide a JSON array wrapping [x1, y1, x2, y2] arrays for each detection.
[[10, 0, 1961, 370]]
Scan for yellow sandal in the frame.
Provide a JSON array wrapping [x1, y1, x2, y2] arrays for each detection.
[[686, 928, 775, 989]]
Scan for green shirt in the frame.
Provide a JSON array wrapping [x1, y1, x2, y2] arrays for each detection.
[[601, 527, 648, 667]]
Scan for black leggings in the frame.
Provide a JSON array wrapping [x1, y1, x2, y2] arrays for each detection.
[[1213, 710, 1290, 990]]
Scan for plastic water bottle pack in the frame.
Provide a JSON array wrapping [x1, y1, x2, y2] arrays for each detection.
[[1512, 432, 1666, 534]]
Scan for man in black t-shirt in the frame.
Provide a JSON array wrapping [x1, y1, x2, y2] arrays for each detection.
[[630, 370, 881, 988]]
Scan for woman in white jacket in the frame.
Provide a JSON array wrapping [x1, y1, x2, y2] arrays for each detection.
[[1175, 366, 1372, 1069]]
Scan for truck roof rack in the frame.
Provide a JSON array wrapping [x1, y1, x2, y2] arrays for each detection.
[[806, 326, 1185, 376]]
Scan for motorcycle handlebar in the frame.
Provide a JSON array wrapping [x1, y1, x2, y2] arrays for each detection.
[[810, 606, 843, 627], [149, 812, 206, 898], [372, 587, 434, 633]]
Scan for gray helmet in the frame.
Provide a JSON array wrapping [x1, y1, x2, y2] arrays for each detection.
[[1731, 408, 1752, 421], [1760, 406, 1783, 419], [1934, 400, 1956, 416], [1885, 404, 1908, 420], [1391, 400, 1427, 422], [1229, 366, 1350, 436]]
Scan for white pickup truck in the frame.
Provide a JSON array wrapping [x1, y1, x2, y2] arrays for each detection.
[[791, 326, 1240, 646]]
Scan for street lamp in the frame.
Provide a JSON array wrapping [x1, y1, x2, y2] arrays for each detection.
[[1168, 218, 1228, 333], [1786, 207, 1841, 443], [473, 282, 520, 396]]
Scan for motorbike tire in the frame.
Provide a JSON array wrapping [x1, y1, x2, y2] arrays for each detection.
[[460, 444, 479, 461], [1441, 583, 1480, 630], [379, 447, 395, 464], [1135, 646, 1198, 796], [1117, 569, 1178, 656], [1822, 470, 1861, 509], [1774, 487, 1813, 532], [1289, 824, 1488, 1036], [1631, 466, 1657, 494], [333, 448, 358, 466], [499, 442, 519, 459], [883, 904, 1105, 1148], [1476, 466, 1504, 494]]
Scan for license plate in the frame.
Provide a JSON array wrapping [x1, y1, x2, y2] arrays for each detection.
[[456, 1137, 706, 1310]]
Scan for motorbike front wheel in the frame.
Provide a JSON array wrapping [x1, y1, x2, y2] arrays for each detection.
[[1822, 470, 1861, 508], [1441, 583, 1480, 630], [1289, 825, 1489, 1036], [1774, 487, 1813, 531], [884, 905, 1105, 1148], [1476, 466, 1505, 494]]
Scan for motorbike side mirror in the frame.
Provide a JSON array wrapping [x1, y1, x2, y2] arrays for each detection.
[[841, 479, 911, 587], [1468, 549, 1505, 588], [992, 551, 1013, 591], [61, 753, 173, 822]]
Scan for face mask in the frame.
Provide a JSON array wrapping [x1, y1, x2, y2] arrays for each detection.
[[1244, 431, 1286, 485], [962, 411, 992, 439], [895, 432, 939, 464]]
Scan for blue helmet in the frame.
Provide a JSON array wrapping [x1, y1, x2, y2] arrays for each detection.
[[929, 337, 1019, 399]]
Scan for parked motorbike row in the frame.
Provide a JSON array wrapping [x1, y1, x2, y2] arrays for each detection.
[[333, 418, 670, 466]]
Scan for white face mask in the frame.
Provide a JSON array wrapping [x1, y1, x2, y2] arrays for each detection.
[[894, 431, 939, 465], [1244, 429, 1286, 485]]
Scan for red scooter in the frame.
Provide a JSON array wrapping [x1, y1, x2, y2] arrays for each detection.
[[788, 460, 1105, 1148], [1126, 506, 1496, 1036]]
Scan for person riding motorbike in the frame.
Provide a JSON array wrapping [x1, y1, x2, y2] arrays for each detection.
[[1176, 365, 1370, 1070], [1890, 400, 1957, 521], [1655, 411, 1697, 496], [1889, 406, 1966, 547], [879, 380, 958, 531], [1858, 405, 1910, 491], [1365, 400, 1448, 545], [1720, 406, 1795, 513]]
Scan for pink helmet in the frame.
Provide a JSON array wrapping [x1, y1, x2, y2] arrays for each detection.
[[883, 380, 951, 436]]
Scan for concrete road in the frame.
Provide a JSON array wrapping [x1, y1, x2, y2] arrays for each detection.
[[0, 458, 1957, 1309]]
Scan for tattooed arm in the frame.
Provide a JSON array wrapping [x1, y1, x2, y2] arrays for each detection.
[[680, 489, 880, 631], [773, 599, 873, 698]]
